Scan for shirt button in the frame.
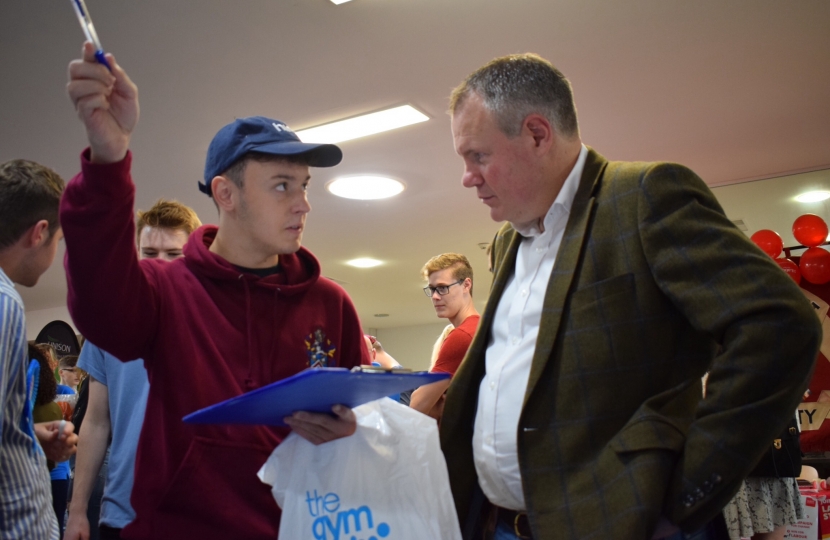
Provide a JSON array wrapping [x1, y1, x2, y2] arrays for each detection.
[[521, 289, 527, 297], [511, 337, 518, 345], [485, 437, 493, 445], [490, 381, 495, 390], [536, 247, 544, 253]]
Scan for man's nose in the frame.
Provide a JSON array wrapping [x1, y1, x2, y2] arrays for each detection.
[[461, 167, 481, 188]]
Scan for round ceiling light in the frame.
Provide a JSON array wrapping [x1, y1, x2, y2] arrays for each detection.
[[347, 258, 383, 268], [326, 176, 405, 200], [795, 191, 830, 203]]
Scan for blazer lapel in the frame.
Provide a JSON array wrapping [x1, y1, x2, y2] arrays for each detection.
[[523, 148, 608, 407], [489, 227, 522, 315]]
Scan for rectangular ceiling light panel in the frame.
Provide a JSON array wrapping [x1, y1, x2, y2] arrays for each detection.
[[296, 105, 429, 144]]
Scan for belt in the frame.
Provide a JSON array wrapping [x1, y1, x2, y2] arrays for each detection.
[[495, 506, 533, 539]]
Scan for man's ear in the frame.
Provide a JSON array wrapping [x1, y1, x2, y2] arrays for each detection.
[[23, 220, 50, 248], [211, 176, 236, 213], [523, 114, 553, 153]]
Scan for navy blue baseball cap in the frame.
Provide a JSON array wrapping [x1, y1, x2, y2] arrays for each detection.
[[199, 116, 343, 196]]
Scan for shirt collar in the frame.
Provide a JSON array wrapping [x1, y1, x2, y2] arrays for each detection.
[[0, 265, 13, 288], [514, 144, 588, 237]]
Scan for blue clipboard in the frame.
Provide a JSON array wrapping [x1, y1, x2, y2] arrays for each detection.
[[182, 367, 449, 426]]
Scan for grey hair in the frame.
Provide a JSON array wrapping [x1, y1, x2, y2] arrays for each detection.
[[450, 53, 579, 139]]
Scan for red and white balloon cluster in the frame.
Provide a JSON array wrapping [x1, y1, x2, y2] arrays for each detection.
[[750, 214, 830, 285]]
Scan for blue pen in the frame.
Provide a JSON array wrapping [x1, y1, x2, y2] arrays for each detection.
[[69, 0, 112, 72]]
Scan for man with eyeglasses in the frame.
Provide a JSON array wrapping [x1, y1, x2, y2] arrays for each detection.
[[58, 357, 82, 390], [410, 253, 480, 421]]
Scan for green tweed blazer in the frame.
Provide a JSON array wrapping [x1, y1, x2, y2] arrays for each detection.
[[439, 148, 820, 539]]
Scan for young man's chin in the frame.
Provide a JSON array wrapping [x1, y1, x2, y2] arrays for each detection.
[[276, 242, 303, 255], [16, 273, 41, 288], [16, 258, 53, 287]]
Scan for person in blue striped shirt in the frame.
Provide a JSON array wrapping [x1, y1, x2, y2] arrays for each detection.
[[0, 159, 79, 539]]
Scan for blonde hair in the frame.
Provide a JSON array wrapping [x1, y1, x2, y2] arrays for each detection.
[[421, 253, 474, 295], [135, 199, 201, 244]]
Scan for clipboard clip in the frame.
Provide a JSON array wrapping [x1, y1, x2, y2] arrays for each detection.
[[351, 365, 413, 374]]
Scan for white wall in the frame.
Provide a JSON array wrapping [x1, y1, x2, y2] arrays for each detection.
[[368, 322, 452, 372], [25, 306, 76, 341]]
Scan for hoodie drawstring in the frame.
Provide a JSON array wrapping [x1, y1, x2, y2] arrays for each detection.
[[241, 276, 256, 391], [241, 276, 282, 390], [267, 287, 280, 380]]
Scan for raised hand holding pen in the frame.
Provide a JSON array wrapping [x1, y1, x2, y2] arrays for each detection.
[[69, 0, 111, 72], [67, 42, 139, 164]]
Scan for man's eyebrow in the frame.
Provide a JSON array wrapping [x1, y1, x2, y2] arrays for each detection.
[[271, 174, 312, 182]]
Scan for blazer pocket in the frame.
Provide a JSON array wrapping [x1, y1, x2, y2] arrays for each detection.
[[565, 273, 638, 360], [590, 417, 685, 536], [610, 417, 686, 454], [570, 273, 635, 315]]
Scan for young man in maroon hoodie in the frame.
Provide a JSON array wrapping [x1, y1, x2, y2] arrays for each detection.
[[62, 43, 370, 539]]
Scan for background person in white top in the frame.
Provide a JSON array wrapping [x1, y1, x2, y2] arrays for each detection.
[[439, 53, 819, 540]]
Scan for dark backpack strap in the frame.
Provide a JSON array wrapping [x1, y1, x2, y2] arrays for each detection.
[[71, 376, 90, 434]]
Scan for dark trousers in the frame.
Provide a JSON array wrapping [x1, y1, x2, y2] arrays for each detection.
[[486, 514, 729, 540], [661, 515, 730, 540], [51, 478, 69, 533], [468, 482, 730, 540], [99, 525, 123, 540]]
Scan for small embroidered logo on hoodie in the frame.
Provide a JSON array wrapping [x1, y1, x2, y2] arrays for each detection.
[[306, 329, 336, 368]]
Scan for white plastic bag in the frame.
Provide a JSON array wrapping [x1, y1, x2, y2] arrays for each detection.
[[258, 398, 462, 540]]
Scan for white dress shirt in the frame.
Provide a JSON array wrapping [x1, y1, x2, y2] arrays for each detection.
[[473, 144, 588, 510]]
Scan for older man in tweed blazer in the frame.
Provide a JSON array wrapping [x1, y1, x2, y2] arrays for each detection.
[[441, 53, 820, 540]]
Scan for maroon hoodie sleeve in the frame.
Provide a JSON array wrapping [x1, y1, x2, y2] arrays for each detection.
[[60, 149, 159, 362]]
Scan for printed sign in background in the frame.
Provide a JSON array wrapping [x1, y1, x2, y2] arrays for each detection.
[[35, 320, 81, 358]]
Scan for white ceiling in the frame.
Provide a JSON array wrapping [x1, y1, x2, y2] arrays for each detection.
[[2, 0, 829, 330]]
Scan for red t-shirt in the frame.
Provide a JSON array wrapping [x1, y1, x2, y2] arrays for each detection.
[[431, 315, 480, 376]]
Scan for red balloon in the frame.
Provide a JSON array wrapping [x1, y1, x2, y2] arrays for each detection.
[[793, 214, 829, 248], [774, 258, 801, 284], [800, 247, 830, 284], [750, 229, 783, 258]]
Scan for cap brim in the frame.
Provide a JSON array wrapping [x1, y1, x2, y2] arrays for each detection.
[[252, 141, 343, 168]]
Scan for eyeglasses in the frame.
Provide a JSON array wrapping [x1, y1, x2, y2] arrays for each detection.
[[423, 280, 463, 297]]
